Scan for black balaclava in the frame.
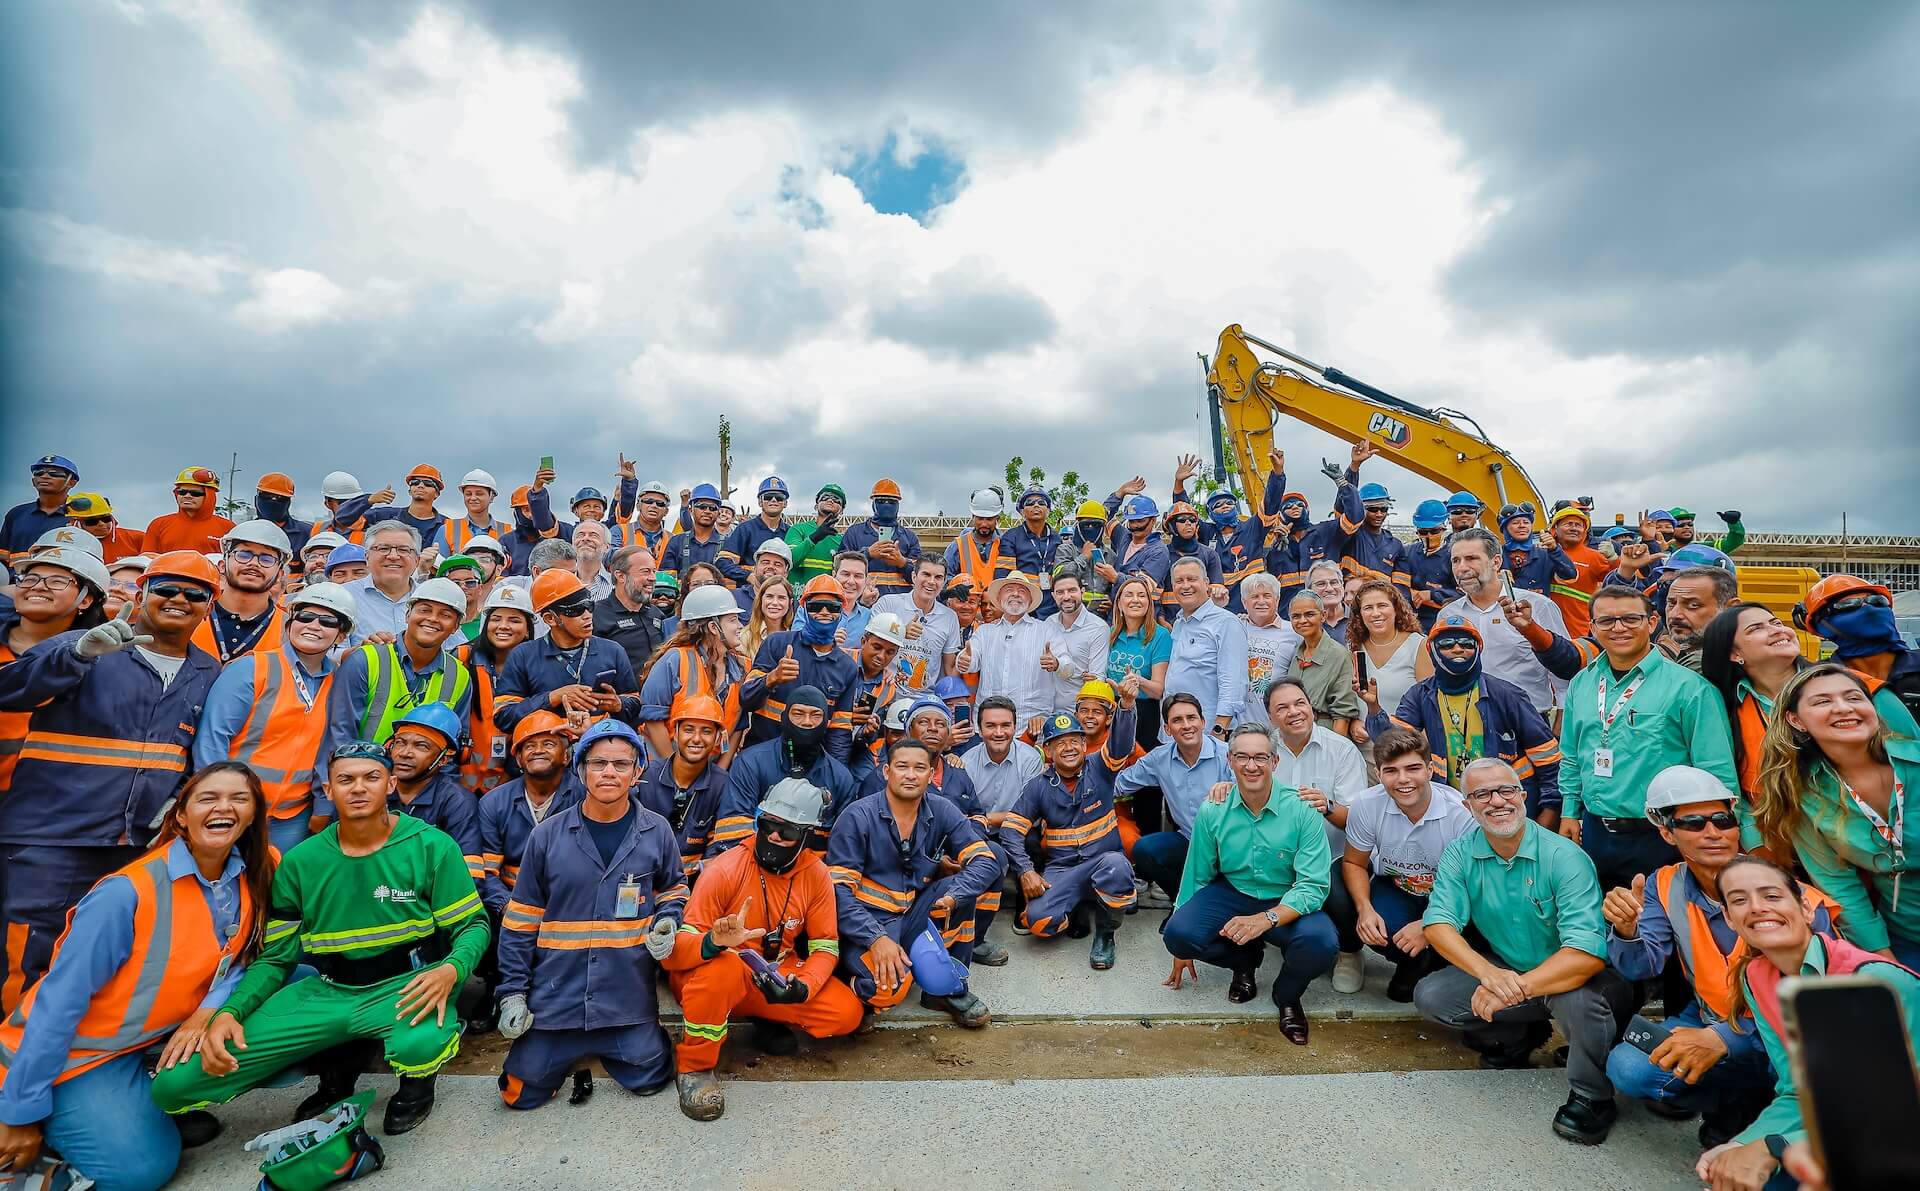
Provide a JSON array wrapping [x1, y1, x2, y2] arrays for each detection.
[[755, 814, 807, 874], [781, 685, 831, 773], [1430, 629, 1483, 695], [255, 492, 292, 521]]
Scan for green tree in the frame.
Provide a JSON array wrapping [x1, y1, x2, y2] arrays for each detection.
[[1001, 457, 1090, 528]]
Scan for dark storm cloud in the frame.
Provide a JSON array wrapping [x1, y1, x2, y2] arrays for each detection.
[[869, 267, 1058, 361]]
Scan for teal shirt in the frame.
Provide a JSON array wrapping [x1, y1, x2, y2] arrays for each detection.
[[1424, 820, 1607, 971], [1737, 934, 1920, 1146], [1176, 786, 1331, 917], [1788, 738, 1920, 953], [1558, 648, 1736, 819]]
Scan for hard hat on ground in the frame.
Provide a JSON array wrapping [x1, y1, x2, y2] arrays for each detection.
[[287, 582, 359, 630], [909, 923, 968, 997]]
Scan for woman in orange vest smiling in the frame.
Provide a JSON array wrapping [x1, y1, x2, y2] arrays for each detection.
[[0, 761, 273, 1191]]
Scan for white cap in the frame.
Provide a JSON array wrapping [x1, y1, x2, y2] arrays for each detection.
[[31, 525, 103, 558], [882, 697, 916, 731], [482, 584, 534, 616], [679, 585, 740, 623], [407, 577, 468, 614], [460, 469, 498, 493], [321, 471, 364, 501], [864, 610, 907, 647], [969, 487, 1005, 518], [303, 531, 348, 555], [221, 519, 293, 558], [22, 546, 111, 593], [287, 581, 359, 630], [755, 538, 793, 565], [1645, 765, 1735, 819], [466, 534, 507, 560]]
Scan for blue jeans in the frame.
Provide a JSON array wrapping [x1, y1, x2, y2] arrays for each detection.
[[42, 1051, 180, 1191], [1161, 879, 1339, 1006], [1605, 1003, 1773, 1113], [1131, 831, 1189, 901]]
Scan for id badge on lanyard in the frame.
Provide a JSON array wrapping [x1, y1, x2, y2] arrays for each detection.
[[615, 876, 643, 920], [1593, 673, 1642, 779]]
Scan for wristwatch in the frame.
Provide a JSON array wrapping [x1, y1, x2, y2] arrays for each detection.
[[1763, 1133, 1790, 1161], [1264, 909, 1280, 927]]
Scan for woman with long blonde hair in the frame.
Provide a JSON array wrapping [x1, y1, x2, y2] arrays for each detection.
[[1754, 662, 1920, 965], [742, 574, 794, 661]]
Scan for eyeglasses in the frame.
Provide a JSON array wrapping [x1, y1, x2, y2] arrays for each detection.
[[548, 597, 593, 618], [17, 573, 78, 593], [1592, 613, 1651, 629], [367, 543, 418, 556], [806, 600, 840, 615], [1826, 592, 1892, 615], [1666, 811, 1739, 833], [146, 582, 213, 604], [226, 547, 282, 567], [445, 576, 482, 589], [1228, 751, 1274, 764], [1466, 784, 1526, 805], [290, 609, 348, 630], [582, 757, 637, 773]]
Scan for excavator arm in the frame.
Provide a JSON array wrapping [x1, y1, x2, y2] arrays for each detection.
[[1204, 324, 1545, 528]]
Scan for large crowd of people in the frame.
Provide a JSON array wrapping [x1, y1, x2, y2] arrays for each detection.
[[0, 445, 1915, 1190]]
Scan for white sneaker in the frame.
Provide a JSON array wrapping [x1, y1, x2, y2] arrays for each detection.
[[1331, 951, 1365, 994]]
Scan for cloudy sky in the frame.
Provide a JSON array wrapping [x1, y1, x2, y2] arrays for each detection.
[[3, 1, 1916, 531]]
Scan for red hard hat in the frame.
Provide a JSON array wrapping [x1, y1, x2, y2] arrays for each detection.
[[143, 550, 221, 589], [1796, 573, 1892, 630], [529, 569, 588, 612], [670, 694, 728, 727], [510, 710, 571, 752]]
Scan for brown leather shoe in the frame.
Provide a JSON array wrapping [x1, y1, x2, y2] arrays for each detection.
[[1277, 1001, 1309, 1045]]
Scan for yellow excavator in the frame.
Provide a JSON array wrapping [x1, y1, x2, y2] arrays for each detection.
[[1202, 324, 1822, 653]]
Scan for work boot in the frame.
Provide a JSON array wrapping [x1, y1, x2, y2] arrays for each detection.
[[1089, 929, 1117, 970], [173, 1110, 222, 1150], [972, 940, 1010, 966], [677, 1071, 726, 1122], [1551, 1092, 1618, 1145], [752, 1020, 799, 1056], [381, 1076, 437, 1136], [919, 989, 991, 1029], [293, 1064, 361, 1123]]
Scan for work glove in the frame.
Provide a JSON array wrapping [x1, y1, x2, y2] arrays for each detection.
[[810, 514, 838, 541], [75, 605, 153, 660], [1716, 510, 1742, 524], [645, 916, 679, 961], [753, 969, 809, 1004], [497, 993, 532, 1039]]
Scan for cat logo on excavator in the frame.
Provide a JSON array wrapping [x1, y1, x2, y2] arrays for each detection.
[[1366, 413, 1411, 448]]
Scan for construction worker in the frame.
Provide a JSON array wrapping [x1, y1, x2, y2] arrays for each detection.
[[839, 478, 921, 597], [1794, 573, 1920, 723], [944, 486, 1013, 597], [187, 519, 292, 664], [635, 696, 733, 882], [502, 473, 561, 577], [828, 738, 1003, 1026], [140, 467, 233, 555], [492, 569, 642, 742], [715, 476, 791, 588], [102, 555, 150, 619], [0, 762, 270, 1191], [323, 543, 369, 585], [999, 485, 1063, 610], [844, 612, 905, 788], [62, 491, 146, 563], [659, 483, 728, 587], [1445, 491, 1484, 535], [637, 585, 744, 760], [665, 776, 865, 1120], [150, 740, 489, 1135], [1100, 493, 1172, 595], [298, 530, 345, 584], [782, 484, 848, 581], [384, 703, 484, 880], [1497, 502, 1577, 598], [556, 462, 638, 545], [1000, 702, 1140, 970], [1656, 547, 1739, 672], [0, 551, 221, 1007], [1405, 499, 1459, 631], [1546, 504, 1610, 640], [430, 469, 503, 557], [1158, 502, 1225, 620], [1203, 489, 1269, 613], [248, 471, 312, 557], [740, 575, 861, 758], [1666, 507, 1746, 555], [709, 687, 861, 855], [1313, 442, 1410, 600], [2, 456, 80, 562], [450, 583, 532, 795], [872, 555, 962, 697], [1051, 499, 1118, 615], [1, 548, 110, 801], [494, 720, 688, 1109], [194, 581, 356, 853], [629, 480, 675, 556]]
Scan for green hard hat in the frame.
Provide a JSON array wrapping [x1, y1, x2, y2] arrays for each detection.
[[255, 1089, 385, 1190], [435, 554, 481, 578], [816, 483, 848, 505]]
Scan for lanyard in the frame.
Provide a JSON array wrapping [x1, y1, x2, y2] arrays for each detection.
[[288, 661, 320, 712], [211, 606, 269, 663], [1595, 672, 1646, 742], [1844, 777, 1907, 910], [556, 643, 589, 685]]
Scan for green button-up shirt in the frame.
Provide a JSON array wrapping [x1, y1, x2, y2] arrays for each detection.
[[1424, 820, 1606, 971], [1787, 737, 1920, 953], [1558, 648, 1736, 820], [1176, 785, 1331, 917]]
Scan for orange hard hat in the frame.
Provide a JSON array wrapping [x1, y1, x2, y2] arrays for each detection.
[[1163, 501, 1198, 527], [406, 463, 444, 487], [529, 569, 588, 612], [257, 472, 296, 498], [670, 694, 728, 727], [870, 478, 902, 500], [510, 709, 571, 752], [1795, 573, 1893, 630], [510, 484, 532, 509], [143, 550, 221, 589], [173, 466, 220, 491], [801, 575, 844, 604]]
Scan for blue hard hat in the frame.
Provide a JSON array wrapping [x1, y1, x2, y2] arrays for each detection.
[[908, 923, 968, 997], [570, 486, 606, 510], [324, 544, 367, 571], [1040, 712, 1086, 743], [1121, 495, 1158, 521], [905, 696, 952, 726], [573, 718, 645, 765], [1205, 490, 1238, 508], [32, 454, 78, 480], [1444, 490, 1482, 511], [1358, 482, 1392, 505], [1017, 484, 1051, 508], [1602, 526, 1639, 542], [1666, 544, 1736, 575], [1498, 502, 1536, 525], [932, 675, 972, 702], [1648, 508, 1674, 524], [392, 703, 463, 748], [758, 476, 789, 498], [689, 483, 723, 505], [1411, 499, 1449, 530]]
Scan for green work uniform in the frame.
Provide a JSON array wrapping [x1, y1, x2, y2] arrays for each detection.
[[1558, 648, 1735, 820], [1423, 820, 1607, 971], [784, 519, 844, 579], [151, 815, 490, 1113], [1176, 786, 1331, 917], [1785, 738, 1920, 953]]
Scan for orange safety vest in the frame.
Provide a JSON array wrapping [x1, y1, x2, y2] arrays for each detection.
[[1653, 862, 1842, 1023], [0, 847, 254, 1087], [191, 602, 286, 665], [1734, 695, 1768, 798], [455, 645, 508, 795], [441, 516, 505, 556], [0, 641, 24, 792], [224, 647, 331, 821], [672, 645, 741, 754], [954, 534, 1006, 596]]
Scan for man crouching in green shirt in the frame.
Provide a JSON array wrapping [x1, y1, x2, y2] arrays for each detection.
[[152, 740, 490, 1136], [1414, 757, 1632, 1147]]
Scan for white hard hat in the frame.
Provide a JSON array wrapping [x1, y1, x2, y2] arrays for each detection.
[[755, 538, 793, 565], [864, 611, 907, 647], [303, 531, 348, 556], [286, 581, 359, 630], [641, 480, 670, 497], [1645, 765, 1735, 819], [460, 469, 498, 493], [407, 576, 468, 614], [882, 697, 916, 732], [760, 777, 828, 828], [969, 487, 1005, 518], [221, 519, 293, 558], [321, 471, 364, 501], [482, 583, 534, 616], [111, 554, 153, 577], [31, 525, 103, 558], [679, 585, 740, 623], [466, 534, 507, 560], [22, 546, 111, 594]]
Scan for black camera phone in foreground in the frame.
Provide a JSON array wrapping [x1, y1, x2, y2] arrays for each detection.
[[1781, 973, 1920, 1188]]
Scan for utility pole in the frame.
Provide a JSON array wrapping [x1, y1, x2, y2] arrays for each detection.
[[717, 415, 734, 501], [220, 452, 247, 520]]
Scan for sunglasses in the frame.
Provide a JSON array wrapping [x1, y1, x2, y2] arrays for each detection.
[[290, 609, 348, 630], [1666, 811, 1738, 833], [146, 582, 212, 603], [761, 493, 788, 502], [74, 515, 112, 527], [1170, 516, 1198, 525], [1363, 504, 1391, 514], [690, 502, 720, 512], [31, 467, 69, 479], [408, 478, 443, 491], [445, 576, 482, 589], [806, 600, 841, 615], [549, 597, 593, 618], [639, 497, 669, 508], [1826, 592, 1892, 615], [1417, 526, 1445, 535], [173, 487, 206, 498]]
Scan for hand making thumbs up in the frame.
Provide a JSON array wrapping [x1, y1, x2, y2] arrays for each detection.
[[771, 644, 801, 685], [1603, 874, 1647, 939]]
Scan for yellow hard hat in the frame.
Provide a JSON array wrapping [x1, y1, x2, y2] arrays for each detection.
[[1076, 679, 1117, 706], [1074, 500, 1107, 520]]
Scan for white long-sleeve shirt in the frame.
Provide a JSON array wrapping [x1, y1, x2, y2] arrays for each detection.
[[964, 613, 1053, 725], [1042, 608, 1112, 712]]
